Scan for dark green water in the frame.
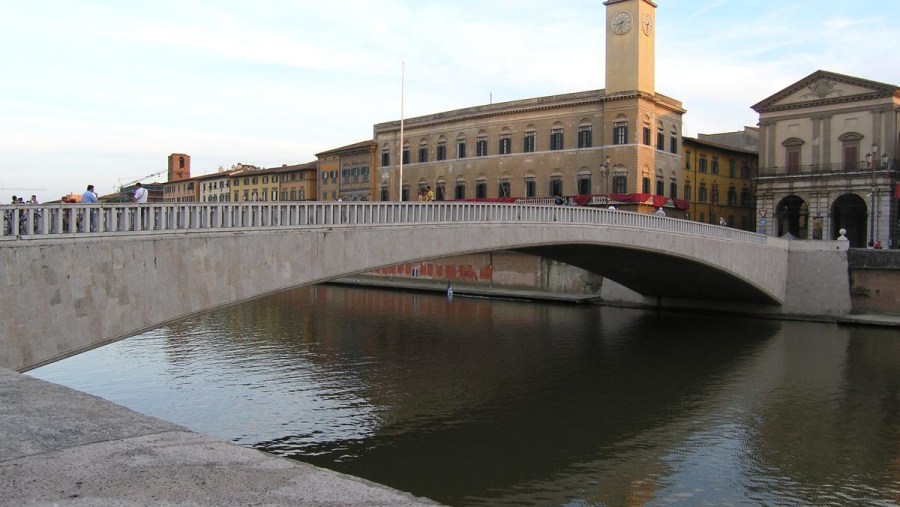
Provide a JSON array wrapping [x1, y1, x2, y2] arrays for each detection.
[[30, 285, 900, 506]]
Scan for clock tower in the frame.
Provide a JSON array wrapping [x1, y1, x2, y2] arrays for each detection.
[[604, 0, 656, 95]]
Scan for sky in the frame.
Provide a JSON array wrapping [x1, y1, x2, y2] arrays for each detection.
[[2, 0, 899, 202]]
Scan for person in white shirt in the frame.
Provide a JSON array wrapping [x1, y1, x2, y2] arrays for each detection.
[[132, 183, 148, 203]]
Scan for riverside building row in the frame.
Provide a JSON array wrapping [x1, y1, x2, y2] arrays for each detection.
[[140, 0, 896, 247]]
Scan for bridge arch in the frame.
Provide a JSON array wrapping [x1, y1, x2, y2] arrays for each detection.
[[1, 202, 789, 372]]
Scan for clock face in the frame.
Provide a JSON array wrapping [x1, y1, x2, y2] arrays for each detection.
[[611, 12, 632, 35], [641, 14, 653, 35]]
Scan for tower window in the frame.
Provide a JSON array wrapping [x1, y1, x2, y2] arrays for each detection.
[[613, 120, 628, 145]]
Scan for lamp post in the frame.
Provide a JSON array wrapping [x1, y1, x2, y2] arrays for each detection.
[[866, 144, 878, 246], [866, 143, 878, 246], [599, 156, 611, 198]]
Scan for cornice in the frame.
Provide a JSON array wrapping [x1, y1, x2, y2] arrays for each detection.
[[755, 91, 896, 114], [374, 89, 685, 135]]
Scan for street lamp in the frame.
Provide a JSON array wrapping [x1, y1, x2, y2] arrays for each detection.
[[866, 144, 878, 246], [599, 156, 611, 197]]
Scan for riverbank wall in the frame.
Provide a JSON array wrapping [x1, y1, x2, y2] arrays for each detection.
[[350, 246, 900, 321], [848, 249, 900, 315]]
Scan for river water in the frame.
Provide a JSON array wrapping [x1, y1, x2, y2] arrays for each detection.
[[29, 285, 900, 506]]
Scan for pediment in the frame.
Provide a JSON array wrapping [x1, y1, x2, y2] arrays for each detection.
[[752, 70, 898, 113]]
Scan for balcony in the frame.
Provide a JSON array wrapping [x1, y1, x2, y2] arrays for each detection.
[[758, 159, 896, 178]]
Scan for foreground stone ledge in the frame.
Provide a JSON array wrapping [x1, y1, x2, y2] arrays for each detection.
[[0, 367, 440, 506]]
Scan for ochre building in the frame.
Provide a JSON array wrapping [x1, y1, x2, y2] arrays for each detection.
[[373, 0, 686, 213]]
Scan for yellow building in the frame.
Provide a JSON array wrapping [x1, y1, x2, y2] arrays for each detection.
[[373, 0, 686, 214], [316, 141, 377, 201], [681, 137, 758, 230], [275, 162, 318, 201]]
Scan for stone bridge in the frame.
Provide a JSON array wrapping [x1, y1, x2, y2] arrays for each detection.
[[0, 202, 850, 372]]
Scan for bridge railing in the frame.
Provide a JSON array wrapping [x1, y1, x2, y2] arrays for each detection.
[[1, 202, 768, 245]]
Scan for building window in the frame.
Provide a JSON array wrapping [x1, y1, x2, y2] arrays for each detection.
[[578, 173, 591, 195], [670, 181, 678, 199], [684, 182, 691, 201], [740, 188, 751, 207], [698, 157, 707, 173], [643, 126, 651, 145], [476, 135, 488, 157], [783, 137, 804, 174], [381, 151, 390, 167], [524, 131, 536, 153], [684, 151, 691, 170], [550, 129, 564, 151], [711, 157, 719, 175], [550, 177, 562, 197], [498, 179, 511, 197], [642, 176, 651, 193], [402, 144, 410, 164], [437, 141, 447, 161], [613, 120, 628, 145], [656, 178, 664, 196], [381, 185, 389, 201], [656, 130, 665, 151], [578, 125, 592, 148], [727, 186, 737, 206], [612, 174, 627, 193], [525, 177, 536, 198], [499, 134, 511, 155], [457, 138, 467, 159], [419, 141, 428, 163], [669, 135, 677, 154], [741, 161, 751, 178], [476, 179, 487, 198], [728, 159, 736, 178], [436, 181, 446, 201], [711, 184, 719, 204], [699, 183, 707, 202], [455, 180, 466, 199]]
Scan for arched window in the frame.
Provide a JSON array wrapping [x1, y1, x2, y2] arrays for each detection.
[[613, 115, 628, 145], [455, 178, 466, 199], [578, 120, 592, 148], [498, 174, 511, 197], [418, 139, 428, 163], [456, 133, 467, 159], [437, 136, 447, 161], [476, 176, 488, 198], [550, 122, 564, 151], [476, 131, 488, 157], [577, 169, 592, 195], [499, 127, 512, 155], [656, 121, 665, 150], [524, 126, 536, 153]]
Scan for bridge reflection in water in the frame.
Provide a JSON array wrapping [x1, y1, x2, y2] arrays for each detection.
[[30, 285, 900, 506]]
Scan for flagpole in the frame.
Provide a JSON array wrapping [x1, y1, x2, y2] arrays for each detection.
[[398, 61, 405, 201]]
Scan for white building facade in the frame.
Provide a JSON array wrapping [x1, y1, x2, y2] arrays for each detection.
[[753, 70, 899, 248]]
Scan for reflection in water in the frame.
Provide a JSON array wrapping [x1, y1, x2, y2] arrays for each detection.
[[30, 286, 900, 506]]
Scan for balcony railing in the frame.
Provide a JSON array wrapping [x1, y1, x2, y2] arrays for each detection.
[[758, 159, 896, 178], [0, 201, 770, 246]]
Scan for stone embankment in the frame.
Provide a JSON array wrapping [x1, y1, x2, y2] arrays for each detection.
[[0, 367, 440, 507]]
